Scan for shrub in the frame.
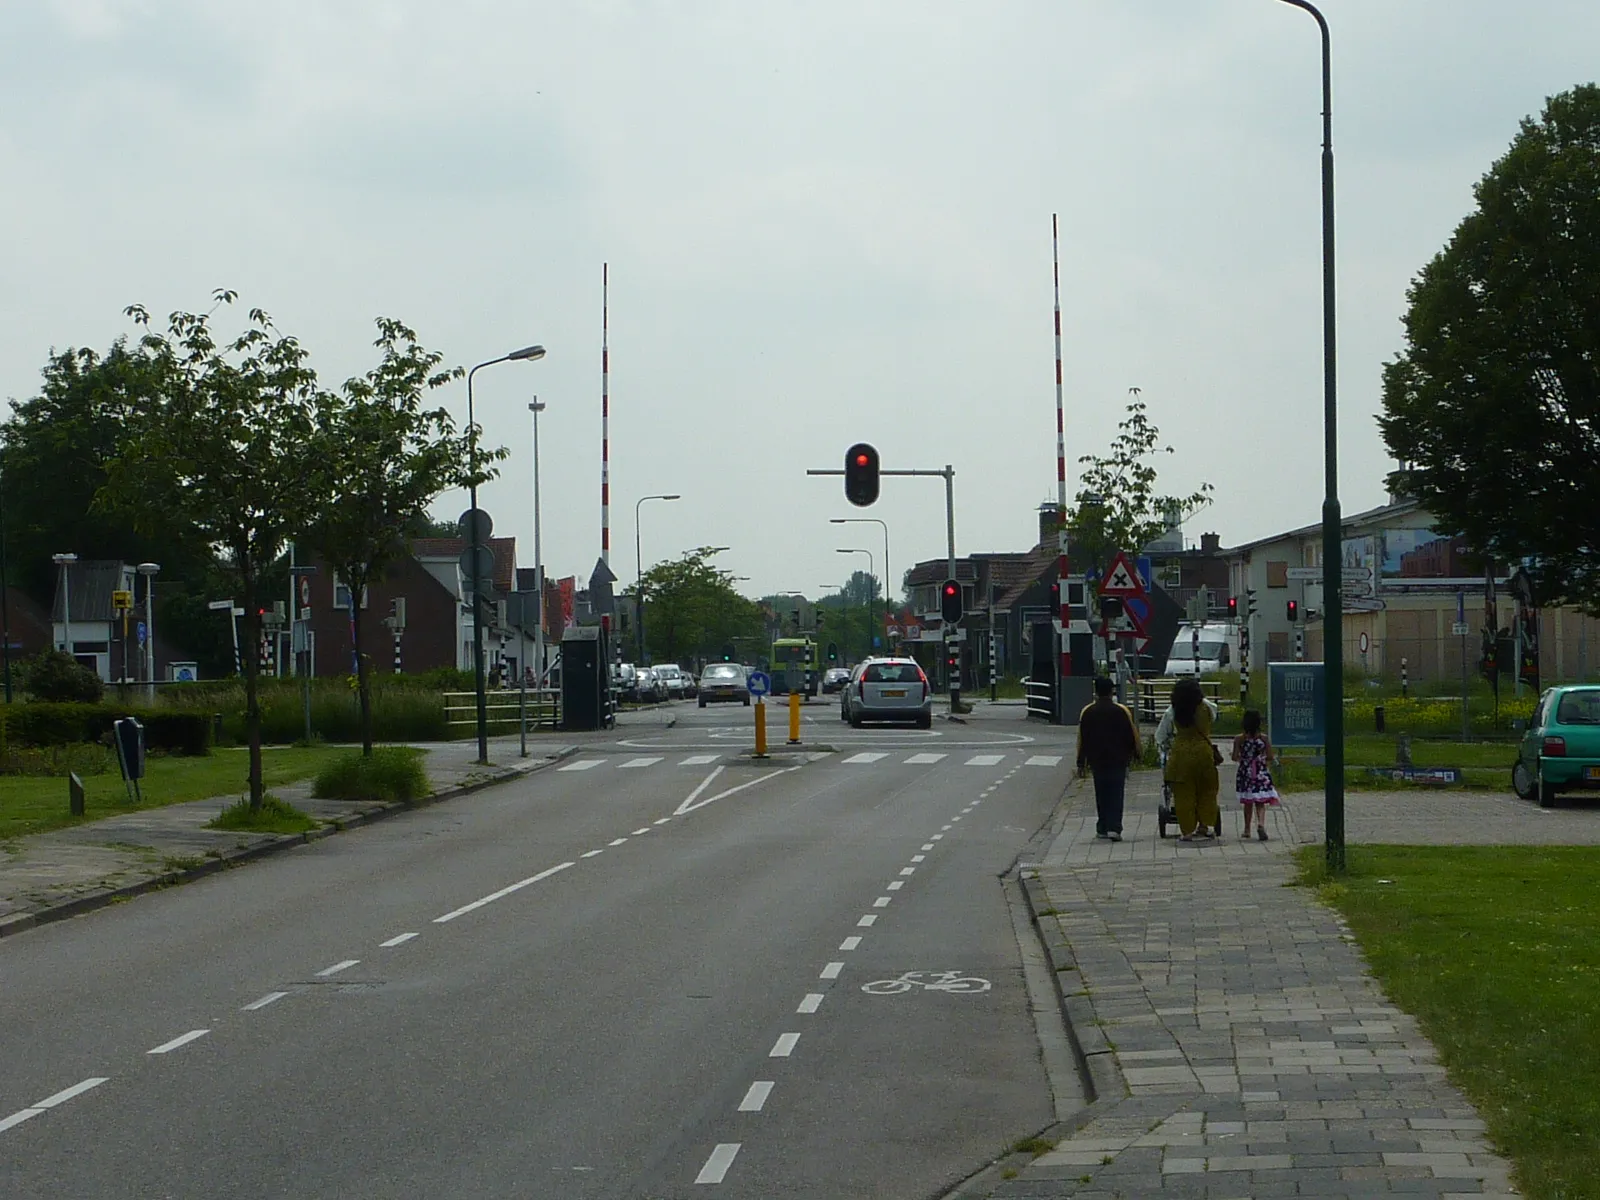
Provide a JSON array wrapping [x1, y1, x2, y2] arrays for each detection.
[[205, 796, 316, 834], [0, 742, 115, 777], [0, 702, 118, 747], [312, 747, 430, 804], [23, 650, 104, 703], [135, 711, 212, 755]]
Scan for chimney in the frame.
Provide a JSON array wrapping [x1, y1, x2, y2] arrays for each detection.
[[1200, 532, 1221, 554], [1038, 503, 1062, 548]]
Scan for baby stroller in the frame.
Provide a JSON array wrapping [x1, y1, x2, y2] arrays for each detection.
[[1156, 746, 1223, 840]]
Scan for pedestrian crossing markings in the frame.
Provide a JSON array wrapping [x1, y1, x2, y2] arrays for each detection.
[[556, 751, 1066, 772]]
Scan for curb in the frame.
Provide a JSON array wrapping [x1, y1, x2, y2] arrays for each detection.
[[0, 746, 580, 939]]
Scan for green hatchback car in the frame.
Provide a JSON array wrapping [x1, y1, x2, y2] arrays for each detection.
[[1513, 686, 1600, 807]]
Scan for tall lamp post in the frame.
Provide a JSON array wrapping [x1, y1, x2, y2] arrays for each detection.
[[137, 562, 159, 700], [836, 548, 875, 659], [467, 344, 545, 765], [528, 398, 547, 693], [1273, 0, 1343, 872], [0, 465, 11, 702], [831, 517, 891, 643], [52, 553, 78, 657], [633, 493, 681, 664]]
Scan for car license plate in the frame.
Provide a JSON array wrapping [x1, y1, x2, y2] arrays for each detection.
[[1587, 766, 1600, 781], [881, 689, 906, 698]]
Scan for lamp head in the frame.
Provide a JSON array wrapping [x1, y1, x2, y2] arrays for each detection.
[[508, 345, 546, 362]]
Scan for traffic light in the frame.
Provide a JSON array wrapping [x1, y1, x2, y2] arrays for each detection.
[[827, 642, 839, 663], [720, 642, 735, 661], [1101, 596, 1123, 622], [940, 578, 963, 623], [1287, 599, 1299, 622], [844, 442, 880, 507], [1227, 596, 1238, 619], [945, 646, 960, 673]]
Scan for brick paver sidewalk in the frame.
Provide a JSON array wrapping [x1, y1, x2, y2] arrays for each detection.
[[984, 771, 1519, 1198]]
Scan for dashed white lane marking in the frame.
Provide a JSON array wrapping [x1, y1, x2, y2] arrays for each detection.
[[904, 752, 946, 764], [821, 962, 844, 979], [872, 896, 891, 908], [558, 759, 603, 771], [920, 843, 934, 851], [843, 752, 887, 764], [379, 932, 418, 948], [900, 867, 916, 876], [654, 817, 672, 825], [434, 861, 574, 923], [951, 816, 963, 822], [1026, 755, 1063, 767], [931, 833, 945, 840], [680, 754, 719, 766], [582, 849, 604, 858], [769, 1033, 800, 1057], [911, 854, 926, 862], [839, 936, 862, 951], [941, 824, 953, 831], [887, 881, 904, 891], [797, 994, 824, 1014], [242, 991, 289, 1011], [857, 914, 878, 927], [619, 756, 663, 769], [316, 959, 360, 977], [696, 1143, 741, 1184], [609, 837, 628, 846], [631, 827, 651, 836], [965, 754, 1005, 766], [148, 1029, 209, 1055], [36, 1078, 108, 1109], [738, 1081, 774, 1112]]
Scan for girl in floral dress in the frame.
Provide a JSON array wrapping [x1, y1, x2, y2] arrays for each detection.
[[1231, 709, 1280, 841]]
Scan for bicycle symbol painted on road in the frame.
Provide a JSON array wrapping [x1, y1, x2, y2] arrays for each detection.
[[861, 971, 992, 995]]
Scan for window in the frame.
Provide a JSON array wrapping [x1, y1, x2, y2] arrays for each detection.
[[1556, 690, 1600, 726], [1266, 561, 1289, 588], [333, 574, 368, 610], [864, 663, 921, 683]]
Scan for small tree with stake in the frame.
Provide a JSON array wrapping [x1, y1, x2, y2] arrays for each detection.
[[303, 319, 489, 756], [102, 292, 317, 812]]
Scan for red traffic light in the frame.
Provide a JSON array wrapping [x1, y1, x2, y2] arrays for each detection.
[[942, 582, 958, 597], [854, 453, 870, 467], [844, 442, 880, 507]]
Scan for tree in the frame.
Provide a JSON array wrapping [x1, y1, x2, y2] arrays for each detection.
[[1380, 84, 1600, 612], [303, 319, 482, 755], [100, 293, 319, 810], [641, 549, 764, 662], [1067, 392, 1212, 575], [22, 649, 103, 702]]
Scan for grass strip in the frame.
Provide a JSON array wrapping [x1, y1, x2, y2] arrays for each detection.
[[205, 796, 317, 835], [1297, 844, 1600, 1199]]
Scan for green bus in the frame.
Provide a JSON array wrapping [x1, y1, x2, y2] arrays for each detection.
[[770, 637, 820, 698]]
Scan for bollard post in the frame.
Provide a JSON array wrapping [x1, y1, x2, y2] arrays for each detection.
[[1401, 657, 1408, 699], [1375, 704, 1385, 734], [754, 699, 767, 758], [788, 690, 801, 745], [69, 771, 85, 816]]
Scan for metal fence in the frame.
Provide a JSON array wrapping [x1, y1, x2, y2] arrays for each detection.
[[443, 689, 560, 732]]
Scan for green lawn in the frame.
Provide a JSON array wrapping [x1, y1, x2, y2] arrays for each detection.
[[1275, 733, 1516, 793], [1300, 846, 1600, 1199], [0, 745, 349, 839]]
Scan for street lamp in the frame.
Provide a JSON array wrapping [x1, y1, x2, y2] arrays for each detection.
[[1272, 0, 1344, 872], [830, 517, 891, 610], [52, 553, 77, 657], [465, 344, 545, 764], [837, 548, 875, 658], [634, 493, 682, 664], [137, 562, 159, 699]]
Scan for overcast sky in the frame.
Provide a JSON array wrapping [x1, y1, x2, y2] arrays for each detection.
[[2, 0, 1594, 602]]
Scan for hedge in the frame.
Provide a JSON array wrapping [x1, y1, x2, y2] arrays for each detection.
[[0, 704, 213, 754]]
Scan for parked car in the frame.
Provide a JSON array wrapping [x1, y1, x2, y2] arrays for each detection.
[[698, 662, 751, 707], [653, 663, 691, 700], [821, 666, 852, 694], [841, 657, 932, 729], [636, 666, 665, 703], [615, 663, 640, 702], [1514, 685, 1600, 807]]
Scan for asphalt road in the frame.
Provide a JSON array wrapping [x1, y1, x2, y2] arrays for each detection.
[[0, 701, 1079, 1198]]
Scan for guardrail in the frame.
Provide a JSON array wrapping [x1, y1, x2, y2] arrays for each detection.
[[1025, 678, 1054, 720], [443, 689, 560, 731], [1135, 677, 1224, 723]]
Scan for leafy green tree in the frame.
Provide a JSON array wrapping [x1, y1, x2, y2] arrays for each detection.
[[1067, 392, 1212, 575], [1380, 84, 1600, 612], [22, 649, 103, 702], [642, 549, 764, 662], [303, 319, 483, 756], [100, 293, 319, 811]]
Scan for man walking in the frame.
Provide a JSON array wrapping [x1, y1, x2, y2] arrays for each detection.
[[1076, 675, 1141, 841]]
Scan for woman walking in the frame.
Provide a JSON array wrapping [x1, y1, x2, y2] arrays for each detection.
[[1231, 709, 1281, 841], [1163, 677, 1221, 842]]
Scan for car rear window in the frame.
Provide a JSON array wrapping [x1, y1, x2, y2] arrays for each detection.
[[864, 664, 919, 683], [704, 665, 741, 679], [1557, 691, 1600, 725]]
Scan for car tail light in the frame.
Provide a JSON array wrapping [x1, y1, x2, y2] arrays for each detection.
[[1543, 736, 1567, 757], [858, 678, 866, 699]]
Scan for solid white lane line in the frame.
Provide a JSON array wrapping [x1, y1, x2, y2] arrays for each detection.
[[242, 991, 289, 1011], [695, 1143, 741, 1184], [654, 817, 672, 825], [966, 754, 1005, 766], [821, 962, 844, 979], [839, 936, 862, 951], [35, 1078, 108, 1109], [900, 867, 916, 876], [857, 914, 877, 927], [148, 1029, 209, 1055], [912, 854, 926, 862], [675, 766, 725, 814], [631, 827, 651, 836], [379, 932, 418, 948], [680, 754, 718, 766], [557, 759, 603, 771], [873, 896, 891, 908], [887, 881, 904, 891], [676, 765, 802, 816], [316, 959, 360, 977], [0, 1108, 42, 1133], [904, 752, 946, 764], [433, 861, 574, 923], [1026, 755, 1063, 767], [582, 849, 604, 858], [619, 756, 663, 769], [738, 1081, 774, 1112], [842, 752, 887, 764], [769, 1033, 800, 1057], [609, 837, 628, 846], [797, 993, 824, 1014]]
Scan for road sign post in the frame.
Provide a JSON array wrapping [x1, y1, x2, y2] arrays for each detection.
[[747, 669, 771, 758]]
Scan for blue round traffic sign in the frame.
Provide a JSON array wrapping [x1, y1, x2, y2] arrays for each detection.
[[746, 670, 771, 698]]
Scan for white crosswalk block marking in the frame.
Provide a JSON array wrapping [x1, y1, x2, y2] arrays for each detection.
[[558, 759, 603, 772], [1026, 755, 1063, 767], [679, 754, 719, 766], [618, 756, 663, 769], [965, 754, 1005, 766], [843, 752, 887, 764], [904, 753, 947, 765]]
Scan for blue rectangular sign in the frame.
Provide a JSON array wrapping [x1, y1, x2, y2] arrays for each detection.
[[1268, 661, 1326, 748]]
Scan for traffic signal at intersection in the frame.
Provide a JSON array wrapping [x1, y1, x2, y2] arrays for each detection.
[[1287, 600, 1299, 622], [844, 443, 880, 507], [940, 579, 963, 624]]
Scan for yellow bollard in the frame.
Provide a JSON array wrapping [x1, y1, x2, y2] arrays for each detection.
[[754, 699, 767, 758], [788, 690, 801, 744]]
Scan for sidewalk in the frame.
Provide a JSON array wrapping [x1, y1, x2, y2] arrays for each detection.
[[0, 736, 576, 936], [983, 770, 1518, 1199]]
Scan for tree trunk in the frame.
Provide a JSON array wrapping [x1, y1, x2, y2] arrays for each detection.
[[352, 574, 373, 756], [241, 564, 264, 811]]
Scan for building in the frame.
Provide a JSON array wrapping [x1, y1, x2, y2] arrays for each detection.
[[49, 559, 174, 682]]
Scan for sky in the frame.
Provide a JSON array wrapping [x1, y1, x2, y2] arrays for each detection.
[[2, 0, 1595, 604]]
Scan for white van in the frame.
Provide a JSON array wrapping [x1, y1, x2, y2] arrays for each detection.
[[1166, 622, 1238, 676]]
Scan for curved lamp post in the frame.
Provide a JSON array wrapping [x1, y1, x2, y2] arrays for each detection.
[[836, 548, 875, 659], [634, 494, 681, 663]]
